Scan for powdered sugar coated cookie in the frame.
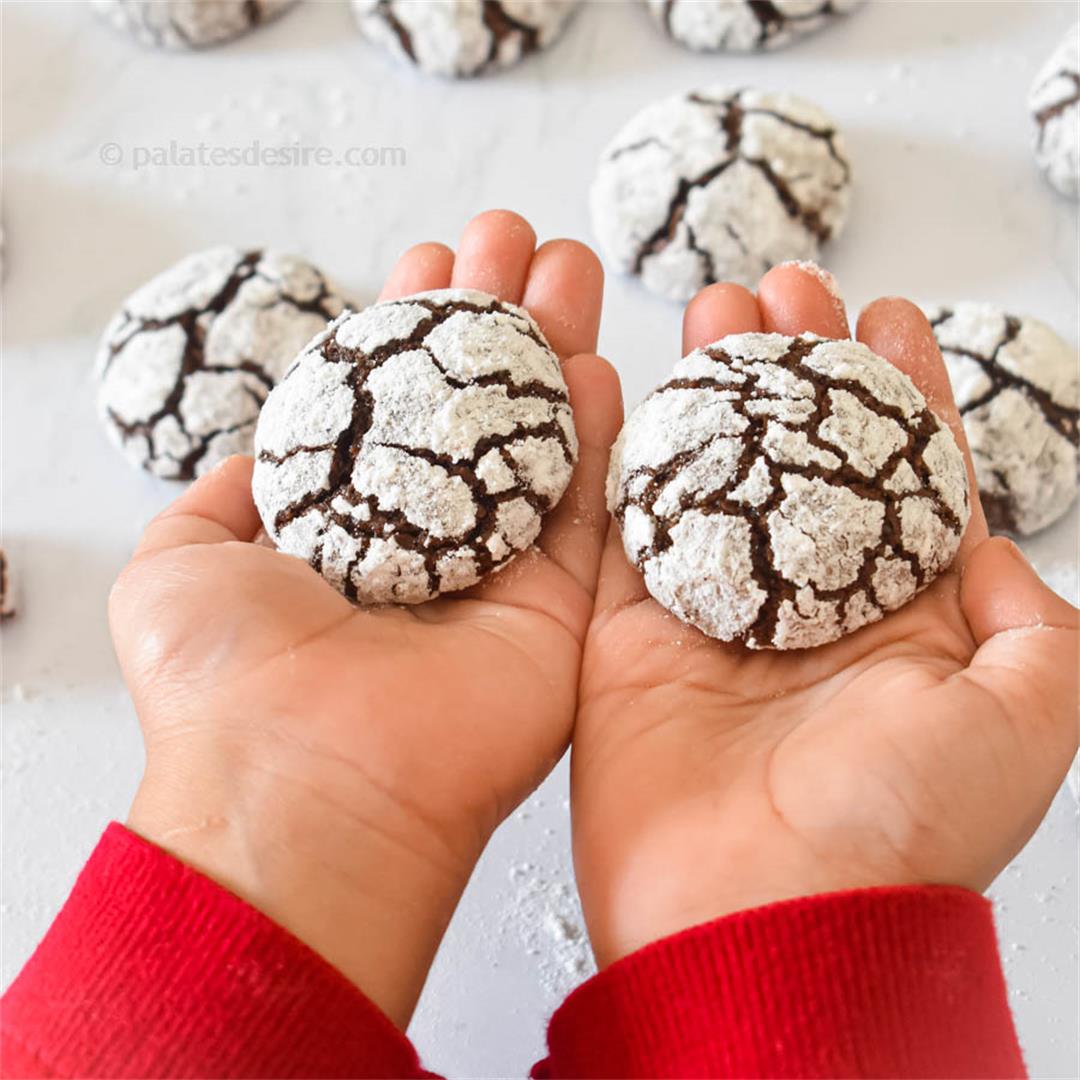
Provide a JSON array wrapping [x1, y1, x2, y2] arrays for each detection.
[[608, 333, 969, 649], [928, 302, 1078, 535], [97, 247, 344, 480], [252, 289, 577, 604], [590, 87, 852, 300], [1028, 24, 1080, 198], [91, 0, 297, 48], [351, 0, 579, 77], [646, 0, 862, 53]]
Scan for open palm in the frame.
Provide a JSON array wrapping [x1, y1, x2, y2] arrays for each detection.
[[572, 267, 1079, 966], [109, 211, 622, 1023]]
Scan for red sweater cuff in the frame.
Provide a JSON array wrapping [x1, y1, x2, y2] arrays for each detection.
[[536, 886, 1025, 1079], [1, 823, 432, 1079]]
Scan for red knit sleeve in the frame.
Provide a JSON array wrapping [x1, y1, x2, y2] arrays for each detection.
[[533, 885, 1025, 1079], [0, 824, 437, 1079]]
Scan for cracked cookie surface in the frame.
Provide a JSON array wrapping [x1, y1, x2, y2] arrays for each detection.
[[646, 0, 862, 52], [90, 0, 297, 48], [350, 0, 579, 77], [928, 302, 1079, 536], [252, 288, 578, 605], [607, 333, 969, 650], [590, 86, 851, 300], [1028, 23, 1080, 199], [96, 246, 344, 480]]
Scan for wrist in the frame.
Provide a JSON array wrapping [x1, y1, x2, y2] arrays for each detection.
[[129, 738, 481, 1027], [576, 811, 926, 968]]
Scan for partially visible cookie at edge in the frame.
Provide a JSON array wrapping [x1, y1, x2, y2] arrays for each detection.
[[96, 247, 344, 480], [590, 86, 852, 300], [928, 302, 1079, 535], [1028, 23, 1080, 199], [1, 548, 14, 621], [90, 0, 298, 48], [646, 0, 863, 53], [252, 288, 578, 605], [607, 332, 970, 650], [351, 0, 580, 77]]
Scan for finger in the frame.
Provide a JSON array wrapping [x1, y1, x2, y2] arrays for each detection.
[[857, 297, 989, 557], [682, 283, 762, 355], [592, 518, 651, 619], [464, 355, 624, 631], [960, 536, 1079, 760], [450, 209, 537, 304], [536, 355, 624, 591], [134, 455, 262, 557], [522, 239, 604, 360], [379, 242, 454, 300], [757, 261, 849, 338]]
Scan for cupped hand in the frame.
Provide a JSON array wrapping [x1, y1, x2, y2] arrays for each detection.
[[572, 265, 1079, 967], [110, 210, 623, 1025]]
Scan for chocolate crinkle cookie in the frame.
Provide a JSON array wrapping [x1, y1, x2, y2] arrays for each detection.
[[252, 289, 577, 605], [1028, 24, 1080, 199], [607, 333, 970, 650], [590, 86, 851, 301], [647, 0, 862, 53], [928, 302, 1079, 536], [96, 247, 344, 480], [0, 549, 14, 621], [351, 0, 580, 77], [90, 0, 297, 48]]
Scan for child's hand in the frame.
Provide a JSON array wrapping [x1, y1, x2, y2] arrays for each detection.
[[110, 210, 622, 1025], [572, 266, 1079, 967]]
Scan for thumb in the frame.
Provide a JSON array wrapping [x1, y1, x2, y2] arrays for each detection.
[[133, 455, 262, 559], [961, 536, 1079, 766]]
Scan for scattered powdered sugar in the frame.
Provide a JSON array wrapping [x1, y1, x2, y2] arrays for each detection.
[[90, 0, 298, 49], [253, 289, 577, 605], [1028, 24, 1080, 199], [499, 797, 596, 999], [646, 0, 863, 53], [351, 0, 581, 78], [927, 302, 1079, 536], [608, 332, 970, 649], [591, 86, 852, 299]]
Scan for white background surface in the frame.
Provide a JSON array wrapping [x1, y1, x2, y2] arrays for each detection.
[[2, 1, 1078, 1076]]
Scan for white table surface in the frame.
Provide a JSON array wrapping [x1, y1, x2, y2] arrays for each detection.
[[2, 1, 1078, 1076]]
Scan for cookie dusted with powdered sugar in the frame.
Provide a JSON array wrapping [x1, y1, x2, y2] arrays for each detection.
[[252, 289, 578, 605], [928, 302, 1079, 536], [646, 0, 862, 52], [96, 247, 344, 480], [90, 0, 298, 48], [1028, 24, 1080, 198], [350, 0, 580, 77], [607, 333, 970, 650], [590, 86, 851, 301]]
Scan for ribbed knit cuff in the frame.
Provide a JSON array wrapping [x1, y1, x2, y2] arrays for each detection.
[[536, 886, 1025, 1079], [1, 824, 432, 1079]]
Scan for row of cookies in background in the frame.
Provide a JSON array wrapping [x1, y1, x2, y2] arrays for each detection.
[[90, 0, 862, 62], [57, 3, 1076, 633]]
